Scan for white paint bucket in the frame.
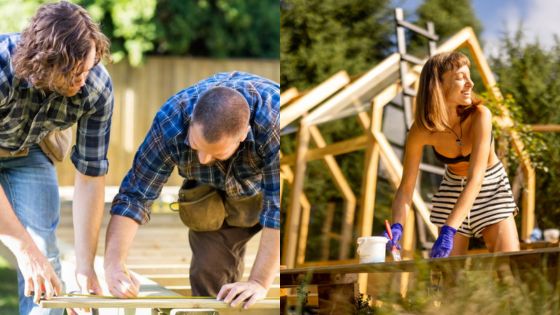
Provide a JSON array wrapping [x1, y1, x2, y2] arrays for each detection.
[[544, 229, 559, 242], [356, 236, 388, 263]]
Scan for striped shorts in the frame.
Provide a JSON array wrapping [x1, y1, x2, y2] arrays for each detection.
[[430, 162, 518, 238]]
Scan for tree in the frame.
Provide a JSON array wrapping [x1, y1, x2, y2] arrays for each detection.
[[416, 0, 482, 41], [490, 29, 560, 229], [153, 0, 279, 59], [0, 0, 278, 66], [281, 0, 394, 91], [411, 0, 484, 92]]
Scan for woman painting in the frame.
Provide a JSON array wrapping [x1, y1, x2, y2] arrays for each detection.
[[385, 52, 519, 258]]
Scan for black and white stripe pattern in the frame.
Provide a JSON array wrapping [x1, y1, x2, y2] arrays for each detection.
[[430, 162, 518, 238]]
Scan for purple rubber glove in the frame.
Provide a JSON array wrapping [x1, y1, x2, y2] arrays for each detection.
[[430, 225, 457, 258], [383, 223, 403, 250]]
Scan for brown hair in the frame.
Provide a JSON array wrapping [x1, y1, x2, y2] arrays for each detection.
[[192, 87, 250, 143], [12, 1, 110, 94], [415, 51, 481, 132]]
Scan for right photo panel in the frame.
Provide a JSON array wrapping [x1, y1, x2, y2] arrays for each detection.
[[280, 0, 560, 314]]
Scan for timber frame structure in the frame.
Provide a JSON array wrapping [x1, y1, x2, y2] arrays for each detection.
[[280, 27, 536, 269]]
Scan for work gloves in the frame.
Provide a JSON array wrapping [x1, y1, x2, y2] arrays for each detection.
[[383, 223, 403, 251], [430, 225, 457, 258]]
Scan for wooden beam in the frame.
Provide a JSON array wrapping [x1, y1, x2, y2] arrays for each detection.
[[281, 247, 560, 285], [41, 297, 279, 311], [281, 71, 350, 129], [281, 87, 299, 107], [303, 54, 401, 126], [280, 135, 368, 166], [531, 124, 560, 132], [281, 163, 313, 266], [309, 126, 357, 260], [282, 126, 311, 268]]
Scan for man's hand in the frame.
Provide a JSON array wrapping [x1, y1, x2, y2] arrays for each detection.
[[66, 268, 103, 315], [16, 247, 62, 304], [217, 280, 268, 309], [104, 263, 140, 298]]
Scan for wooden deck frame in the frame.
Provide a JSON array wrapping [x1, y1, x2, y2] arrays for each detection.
[[41, 297, 279, 315], [281, 248, 559, 315], [280, 26, 537, 270]]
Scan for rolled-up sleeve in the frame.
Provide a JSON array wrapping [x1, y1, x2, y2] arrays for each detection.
[[111, 119, 175, 224], [71, 73, 114, 176], [258, 122, 280, 229]]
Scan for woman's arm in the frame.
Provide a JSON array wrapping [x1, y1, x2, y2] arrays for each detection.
[[445, 106, 493, 228], [391, 124, 425, 225]]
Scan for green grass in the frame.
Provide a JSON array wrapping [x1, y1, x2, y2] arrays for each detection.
[[0, 256, 18, 314]]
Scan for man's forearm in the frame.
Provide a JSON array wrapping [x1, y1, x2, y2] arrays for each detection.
[[0, 185, 37, 255], [73, 171, 105, 271], [104, 214, 139, 267], [248, 227, 280, 289]]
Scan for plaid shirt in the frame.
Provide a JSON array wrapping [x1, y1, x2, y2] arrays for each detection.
[[111, 72, 280, 229], [0, 33, 113, 176]]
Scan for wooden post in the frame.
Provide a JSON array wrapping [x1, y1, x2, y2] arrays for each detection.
[[281, 162, 313, 265], [283, 125, 311, 268], [309, 126, 357, 260], [321, 202, 336, 260]]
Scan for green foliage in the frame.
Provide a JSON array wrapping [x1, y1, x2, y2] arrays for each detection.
[[0, 257, 17, 314], [80, 0, 158, 65], [0, 0, 42, 33], [292, 263, 559, 314], [281, 0, 394, 91], [0, 0, 278, 66], [489, 28, 560, 229], [416, 0, 482, 41], [412, 0, 484, 93], [154, 0, 279, 59]]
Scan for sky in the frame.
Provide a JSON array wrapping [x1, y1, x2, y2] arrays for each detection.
[[396, 0, 560, 57]]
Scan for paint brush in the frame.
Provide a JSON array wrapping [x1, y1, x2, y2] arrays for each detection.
[[385, 219, 402, 261]]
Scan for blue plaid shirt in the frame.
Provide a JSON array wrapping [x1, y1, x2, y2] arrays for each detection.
[[111, 72, 280, 229], [0, 33, 113, 176]]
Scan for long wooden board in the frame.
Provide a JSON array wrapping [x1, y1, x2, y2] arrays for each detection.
[[41, 297, 280, 310], [281, 248, 560, 286]]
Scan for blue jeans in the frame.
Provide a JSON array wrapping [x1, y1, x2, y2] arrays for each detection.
[[0, 145, 63, 315]]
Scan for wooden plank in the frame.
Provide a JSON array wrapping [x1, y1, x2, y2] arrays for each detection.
[[283, 126, 311, 268], [41, 297, 279, 310], [309, 126, 356, 260], [303, 54, 401, 126], [280, 88, 300, 107], [280, 135, 368, 166], [280, 71, 350, 129], [281, 162, 313, 266], [281, 247, 560, 286], [531, 124, 560, 132]]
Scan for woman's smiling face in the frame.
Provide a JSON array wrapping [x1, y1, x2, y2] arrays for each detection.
[[442, 64, 474, 106]]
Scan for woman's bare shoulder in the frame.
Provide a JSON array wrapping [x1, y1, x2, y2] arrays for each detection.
[[408, 122, 433, 145]]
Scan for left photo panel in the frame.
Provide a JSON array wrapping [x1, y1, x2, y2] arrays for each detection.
[[0, 1, 280, 314]]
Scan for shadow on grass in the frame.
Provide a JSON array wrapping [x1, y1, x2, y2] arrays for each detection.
[[0, 266, 18, 314]]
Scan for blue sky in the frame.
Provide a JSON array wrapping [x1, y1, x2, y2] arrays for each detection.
[[396, 0, 560, 56]]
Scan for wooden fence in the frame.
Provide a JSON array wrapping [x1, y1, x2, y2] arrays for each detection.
[[55, 57, 279, 186]]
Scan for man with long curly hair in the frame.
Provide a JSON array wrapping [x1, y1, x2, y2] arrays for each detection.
[[0, 2, 113, 314]]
